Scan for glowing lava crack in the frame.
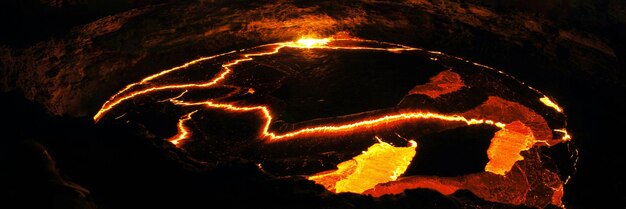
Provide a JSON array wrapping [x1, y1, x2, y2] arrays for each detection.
[[94, 36, 574, 208], [169, 98, 506, 141]]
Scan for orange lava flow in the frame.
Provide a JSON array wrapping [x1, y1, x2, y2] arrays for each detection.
[[484, 121, 535, 175], [168, 110, 198, 146], [308, 137, 418, 193]]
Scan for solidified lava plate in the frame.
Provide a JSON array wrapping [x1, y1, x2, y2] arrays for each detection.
[[95, 36, 575, 208]]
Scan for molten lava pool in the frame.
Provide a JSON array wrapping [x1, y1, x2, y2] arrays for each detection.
[[94, 37, 575, 208]]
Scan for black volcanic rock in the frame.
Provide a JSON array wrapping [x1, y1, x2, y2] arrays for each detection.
[[0, 0, 170, 46]]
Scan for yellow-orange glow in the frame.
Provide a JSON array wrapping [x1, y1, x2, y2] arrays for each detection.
[[294, 37, 332, 48], [308, 137, 417, 193], [540, 96, 563, 112], [266, 113, 506, 140], [485, 121, 535, 175], [168, 110, 198, 146]]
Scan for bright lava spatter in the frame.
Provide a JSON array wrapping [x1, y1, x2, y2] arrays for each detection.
[[93, 37, 567, 144]]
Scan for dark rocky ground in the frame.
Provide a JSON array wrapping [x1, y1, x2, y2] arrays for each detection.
[[1, 0, 625, 208]]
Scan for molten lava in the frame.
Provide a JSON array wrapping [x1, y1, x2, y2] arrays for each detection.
[[295, 37, 332, 48], [170, 98, 507, 142], [308, 137, 417, 193], [555, 128, 572, 141], [409, 69, 465, 98], [168, 110, 198, 146], [93, 36, 573, 208], [484, 121, 535, 175], [540, 96, 564, 113]]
